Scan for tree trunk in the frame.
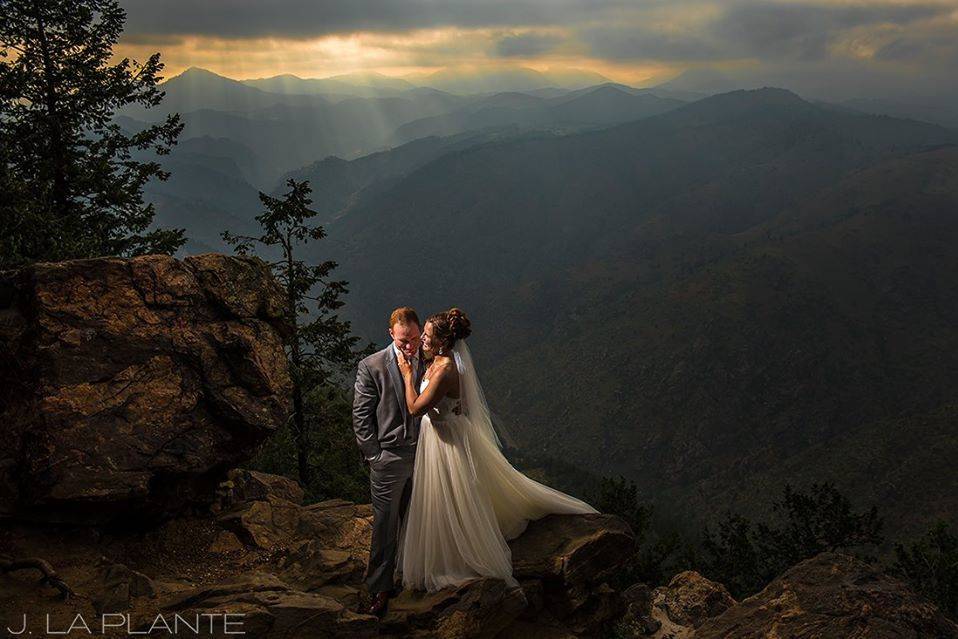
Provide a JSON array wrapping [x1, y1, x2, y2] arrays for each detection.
[[292, 380, 310, 486], [286, 249, 311, 486]]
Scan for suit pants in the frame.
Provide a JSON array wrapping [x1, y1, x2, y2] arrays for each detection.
[[366, 444, 416, 593]]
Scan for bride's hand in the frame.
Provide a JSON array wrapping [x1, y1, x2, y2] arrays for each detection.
[[396, 351, 413, 379]]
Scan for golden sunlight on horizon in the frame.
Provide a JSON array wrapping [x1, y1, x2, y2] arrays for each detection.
[[109, 0, 958, 97], [114, 28, 680, 87]]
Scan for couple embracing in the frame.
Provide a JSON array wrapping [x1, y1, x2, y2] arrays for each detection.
[[352, 306, 598, 617]]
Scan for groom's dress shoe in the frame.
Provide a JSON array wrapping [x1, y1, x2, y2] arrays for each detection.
[[367, 591, 390, 618]]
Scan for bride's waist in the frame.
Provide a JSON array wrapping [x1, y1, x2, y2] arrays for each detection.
[[424, 411, 466, 424]]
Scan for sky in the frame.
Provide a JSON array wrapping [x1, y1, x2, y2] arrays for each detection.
[[114, 0, 958, 96]]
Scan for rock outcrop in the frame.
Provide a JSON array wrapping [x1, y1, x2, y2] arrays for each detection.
[[616, 570, 736, 639], [0, 254, 293, 525], [509, 513, 635, 634], [651, 570, 735, 634], [695, 552, 958, 638], [4, 468, 958, 638], [616, 552, 958, 638], [209, 475, 634, 637]]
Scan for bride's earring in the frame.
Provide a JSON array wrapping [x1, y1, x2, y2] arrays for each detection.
[[438, 346, 444, 355]]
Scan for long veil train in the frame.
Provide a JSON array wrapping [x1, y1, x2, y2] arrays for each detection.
[[450, 339, 599, 541]]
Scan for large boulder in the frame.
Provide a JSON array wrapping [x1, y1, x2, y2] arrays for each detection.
[[652, 570, 736, 630], [215, 468, 305, 510], [0, 254, 293, 525], [616, 571, 735, 638], [509, 513, 635, 634], [218, 494, 373, 559], [696, 552, 958, 638]]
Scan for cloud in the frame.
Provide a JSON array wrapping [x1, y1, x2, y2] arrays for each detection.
[[494, 32, 562, 57], [710, 1, 950, 61], [117, 33, 187, 47], [873, 17, 958, 64], [580, 25, 724, 62], [579, 1, 953, 64], [119, 0, 634, 39], [113, 0, 958, 96], [873, 37, 930, 61]]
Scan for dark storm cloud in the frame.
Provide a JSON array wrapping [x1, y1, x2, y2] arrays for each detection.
[[581, 1, 951, 63], [494, 33, 562, 57], [119, 33, 187, 46], [117, 0, 958, 86], [580, 26, 724, 62], [874, 38, 930, 62], [874, 24, 958, 63], [119, 0, 635, 39], [711, 2, 949, 61]]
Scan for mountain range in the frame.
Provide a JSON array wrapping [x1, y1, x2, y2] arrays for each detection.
[[311, 88, 958, 541], [136, 68, 958, 540]]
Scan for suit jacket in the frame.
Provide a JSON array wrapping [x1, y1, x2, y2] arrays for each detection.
[[352, 344, 426, 460]]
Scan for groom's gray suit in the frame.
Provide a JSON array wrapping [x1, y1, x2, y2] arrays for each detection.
[[352, 343, 425, 594]]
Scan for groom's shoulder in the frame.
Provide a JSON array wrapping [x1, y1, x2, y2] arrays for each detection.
[[360, 345, 391, 369]]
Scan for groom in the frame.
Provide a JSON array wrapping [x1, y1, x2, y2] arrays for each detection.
[[352, 306, 425, 617]]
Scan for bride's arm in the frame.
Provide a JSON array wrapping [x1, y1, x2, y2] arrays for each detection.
[[398, 359, 456, 417]]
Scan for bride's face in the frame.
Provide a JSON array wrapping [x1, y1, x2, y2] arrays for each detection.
[[420, 321, 440, 358]]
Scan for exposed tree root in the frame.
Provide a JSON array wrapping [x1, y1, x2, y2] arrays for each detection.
[[0, 555, 78, 600]]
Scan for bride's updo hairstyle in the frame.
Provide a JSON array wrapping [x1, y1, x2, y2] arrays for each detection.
[[427, 307, 472, 352]]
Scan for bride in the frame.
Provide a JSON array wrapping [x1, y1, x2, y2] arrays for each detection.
[[394, 307, 598, 592]]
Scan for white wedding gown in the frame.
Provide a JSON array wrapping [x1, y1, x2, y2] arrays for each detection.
[[397, 341, 598, 592]]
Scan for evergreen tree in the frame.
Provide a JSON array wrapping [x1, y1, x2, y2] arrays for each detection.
[[701, 482, 884, 597], [223, 178, 370, 488], [0, 0, 184, 268], [892, 520, 958, 620]]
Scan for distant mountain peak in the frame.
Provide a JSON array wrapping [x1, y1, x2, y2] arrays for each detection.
[[584, 84, 634, 97], [167, 67, 250, 88], [178, 66, 224, 78], [675, 86, 812, 117], [656, 67, 736, 93], [738, 86, 807, 103]]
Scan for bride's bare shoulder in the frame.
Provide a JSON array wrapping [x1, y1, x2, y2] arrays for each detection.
[[431, 359, 457, 376], [429, 358, 459, 386], [432, 359, 460, 399]]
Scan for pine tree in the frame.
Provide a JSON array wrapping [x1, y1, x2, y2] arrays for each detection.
[[0, 0, 185, 268], [223, 178, 370, 487]]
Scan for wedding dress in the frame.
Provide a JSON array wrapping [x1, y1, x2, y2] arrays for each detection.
[[398, 340, 598, 592]]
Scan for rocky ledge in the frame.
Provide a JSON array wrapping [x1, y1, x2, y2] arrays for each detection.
[[3, 469, 956, 638], [0, 468, 636, 638]]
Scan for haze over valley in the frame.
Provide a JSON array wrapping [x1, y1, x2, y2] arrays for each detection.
[[124, 60, 958, 541]]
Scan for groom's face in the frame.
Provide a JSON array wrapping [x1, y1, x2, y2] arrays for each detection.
[[389, 321, 421, 359]]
